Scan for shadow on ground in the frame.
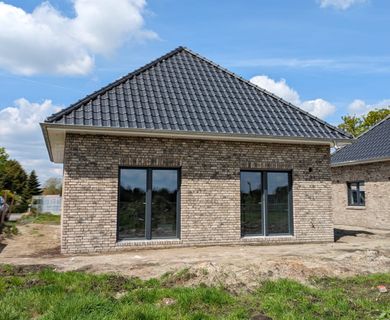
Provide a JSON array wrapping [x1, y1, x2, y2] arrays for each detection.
[[334, 228, 374, 242], [0, 243, 6, 254]]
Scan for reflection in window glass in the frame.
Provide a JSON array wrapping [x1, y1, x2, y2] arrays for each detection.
[[348, 181, 365, 206], [240, 171, 262, 236], [152, 170, 178, 238], [240, 170, 292, 237], [118, 168, 179, 241], [267, 172, 290, 234], [118, 169, 146, 240]]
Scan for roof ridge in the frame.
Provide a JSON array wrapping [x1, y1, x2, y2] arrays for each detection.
[[180, 47, 351, 139], [46, 46, 187, 122], [331, 114, 390, 162], [355, 113, 390, 139]]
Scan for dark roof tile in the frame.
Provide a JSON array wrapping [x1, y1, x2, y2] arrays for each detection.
[[331, 116, 390, 164], [45, 47, 350, 141]]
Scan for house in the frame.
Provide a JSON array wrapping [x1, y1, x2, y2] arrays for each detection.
[[41, 47, 351, 254], [331, 115, 390, 229]]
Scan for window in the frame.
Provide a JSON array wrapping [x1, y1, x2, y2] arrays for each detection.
[[240, 171, 292, 236], [118, 168, 180, 240], [347, 181, 365, 206], [241, 171, 263, 235]]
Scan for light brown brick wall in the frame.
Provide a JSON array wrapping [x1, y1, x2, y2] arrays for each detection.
[[61, 133, 334, 253], [331, 161, 390, 230]]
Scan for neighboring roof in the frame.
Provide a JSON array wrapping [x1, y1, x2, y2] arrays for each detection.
[[331, 115, 390, 166], [45, 46, 350, 141]]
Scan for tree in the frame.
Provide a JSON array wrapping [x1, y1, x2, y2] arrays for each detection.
[[19, 183, 32, 213], [0, 159, 27, 194], [338, 107, 390, 137], [43, 177, 62, 195], [0, 147, 9, 172], [28, 170, 42, 196], [18, 171, 42, 212], [361, 108, 390, 132], [338, 115, 363, 137]]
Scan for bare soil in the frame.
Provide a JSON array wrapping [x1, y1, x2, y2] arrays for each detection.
[[1, 223, 389, 290]]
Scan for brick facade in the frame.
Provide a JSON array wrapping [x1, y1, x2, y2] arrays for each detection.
[[331, 161, 390, 230], [61, 133, 334, 253]]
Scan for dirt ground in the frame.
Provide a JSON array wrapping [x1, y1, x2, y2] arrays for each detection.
[[1, 223, 389, 290]]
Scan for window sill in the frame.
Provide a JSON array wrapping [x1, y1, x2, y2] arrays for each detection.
[[116, 238, 182, 247], [241, 234, 294, 240], [346, 206, 366, 210]]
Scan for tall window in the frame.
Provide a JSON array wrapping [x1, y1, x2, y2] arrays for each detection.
[[118, 168, 180, 240], [347, 181, 365, 206], [241, 171, 263, 235], [240, 171, 292, 236]]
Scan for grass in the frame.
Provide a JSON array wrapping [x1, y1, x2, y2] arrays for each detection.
[[0, 213, 60, 237], [18, 213, 61, 225], [0, 222, 18, 237], [0, 265, 388, 320]]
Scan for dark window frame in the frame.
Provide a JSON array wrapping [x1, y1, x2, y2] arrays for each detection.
[[117, 166, 181, 241], [347, 181, 365, 206], [240, 169, 293, 237]]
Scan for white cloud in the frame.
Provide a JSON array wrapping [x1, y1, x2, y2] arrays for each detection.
[[250, 76, 300, 106], [250, 75, 336, 119], [318, 0, 368, 10], [0, 0, 156, 75], [227, 56, 390, 74], [0, 98, 62, 182], [348, 99, 390, 115], [301, 99, 336, 119]]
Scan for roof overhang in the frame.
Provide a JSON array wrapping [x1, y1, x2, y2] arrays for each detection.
[[41, 123, 353, 163], [331, 156, 390, 167]]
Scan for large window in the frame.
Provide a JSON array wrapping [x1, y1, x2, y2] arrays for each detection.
[[118, 168, 180, 240], [240, 170, 292, 236], [241, 171, 263, 235], [347, 181, 365, 206]]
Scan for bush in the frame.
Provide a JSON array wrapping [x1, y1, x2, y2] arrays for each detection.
[[0, 222, 18, 237]]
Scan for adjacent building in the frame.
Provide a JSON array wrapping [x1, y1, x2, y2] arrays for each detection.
[[331, 116, 390, 229]]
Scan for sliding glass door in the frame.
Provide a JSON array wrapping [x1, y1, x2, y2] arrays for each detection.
[[240, 170, 292, 236], [118, 168, 180, 241], [267, 172, 290, 234], [240, 171, 263, 236], [151, 170, 178, 238], [118, 169, 146, 239]]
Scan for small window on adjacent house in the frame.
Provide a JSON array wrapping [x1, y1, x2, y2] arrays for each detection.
[[347, 181, 365, 206]]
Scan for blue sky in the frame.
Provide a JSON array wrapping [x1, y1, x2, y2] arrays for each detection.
[[0, 0, 389, 182]]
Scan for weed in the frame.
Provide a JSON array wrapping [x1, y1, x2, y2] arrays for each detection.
[[0, 265, 388, 320]]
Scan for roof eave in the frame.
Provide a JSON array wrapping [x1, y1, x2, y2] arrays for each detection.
[[40, 123, 54, 162], [42, 123, 352, 164], [331, 156, 390, 167]]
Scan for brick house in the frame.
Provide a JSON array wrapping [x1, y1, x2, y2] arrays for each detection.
[[331, 116, 390, 229], [41, 47, 351, 253]]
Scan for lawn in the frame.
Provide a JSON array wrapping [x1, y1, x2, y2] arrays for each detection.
[[1, 213, 60, 238], [18, 213, 61, 225], [0, 265, 388, 320]]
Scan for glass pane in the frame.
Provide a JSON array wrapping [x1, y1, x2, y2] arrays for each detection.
[[118, 169, 146, 239], [351, 190, 358, 204], [359, 191, 365, 205], [152, 170, 178, 238], [241, 171, 262, 235], [267, 172, 290, 234], [350, 183, 358, 191]]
